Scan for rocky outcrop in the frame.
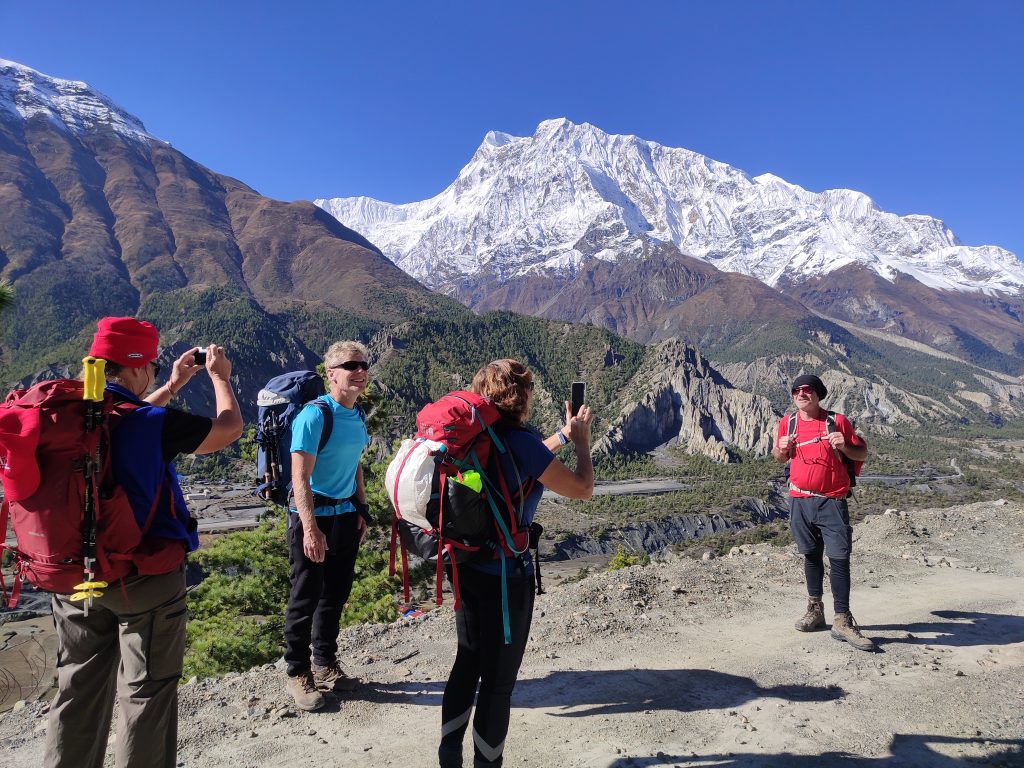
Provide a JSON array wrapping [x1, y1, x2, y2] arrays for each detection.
[[551, 495, 787, 559], [595, 340, 778, 462]]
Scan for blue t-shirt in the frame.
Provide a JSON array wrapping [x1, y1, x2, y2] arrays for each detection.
[[495, 428, 554, 528], [468, 427, 554, 576], [290, 395, 368, 515]]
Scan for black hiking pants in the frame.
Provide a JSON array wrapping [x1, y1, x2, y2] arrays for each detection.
[[283, 512, 361, 677], [440, 564, 535, 767]]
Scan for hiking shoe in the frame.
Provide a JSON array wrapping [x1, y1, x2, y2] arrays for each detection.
[[794, 597, 826, 632], [286, 672, 325, 711], [831, 611, 877, 652], [312, 662, 359, 692]]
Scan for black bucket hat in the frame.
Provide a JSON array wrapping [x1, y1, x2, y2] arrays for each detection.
[[791, 374, 827, 399]]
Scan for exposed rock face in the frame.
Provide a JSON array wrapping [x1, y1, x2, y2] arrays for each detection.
[[552, 504, 782, 559], [0, 59, 444, 393], [320, 117, 1024, 372], [595, 340, 779, 461], [716, 354, 1024, 428], [818, 372, 961, 428]]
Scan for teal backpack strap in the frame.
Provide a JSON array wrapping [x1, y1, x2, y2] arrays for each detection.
[[496, 545, 511, 645]]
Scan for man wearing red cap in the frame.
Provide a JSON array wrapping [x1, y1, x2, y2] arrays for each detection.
[[44, 317, 243, 768], [773, 373, 874, 652]]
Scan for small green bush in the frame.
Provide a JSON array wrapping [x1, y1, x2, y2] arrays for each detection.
[[607, 546, 648, 571], [183, 614, 284, 679]]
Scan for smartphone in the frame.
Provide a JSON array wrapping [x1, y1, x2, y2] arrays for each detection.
[[570, 381, 586, 418], [194, 348, 207, 365]]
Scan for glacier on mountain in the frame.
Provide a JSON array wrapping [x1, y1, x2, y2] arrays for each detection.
[[0, 58, 155, 144], [316, 118, 1024, 296]]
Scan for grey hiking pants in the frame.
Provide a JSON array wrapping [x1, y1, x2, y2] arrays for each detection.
[[44, 563, 187, 768]]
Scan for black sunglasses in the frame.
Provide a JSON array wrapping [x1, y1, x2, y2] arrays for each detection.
[[331, 360, 370, 372]]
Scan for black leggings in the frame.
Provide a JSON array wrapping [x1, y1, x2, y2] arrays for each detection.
[[804, 548, 851, 615], [440, 565, 535, 767]]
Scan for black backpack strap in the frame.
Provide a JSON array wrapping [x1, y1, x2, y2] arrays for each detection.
[[308, 399, 334, 454], [825, 410, 837, 434]]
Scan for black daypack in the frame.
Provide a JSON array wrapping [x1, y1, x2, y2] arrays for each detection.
[[255, 371, 333, 505]]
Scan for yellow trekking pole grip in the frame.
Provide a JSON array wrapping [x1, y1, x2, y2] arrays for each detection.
[[83, 357, 106, 401]]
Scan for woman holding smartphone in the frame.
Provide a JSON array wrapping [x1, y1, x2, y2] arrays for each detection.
[[439, 359, 594, 768]]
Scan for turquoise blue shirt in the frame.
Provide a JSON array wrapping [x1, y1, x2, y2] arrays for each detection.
[[289, 395, 368, 516]]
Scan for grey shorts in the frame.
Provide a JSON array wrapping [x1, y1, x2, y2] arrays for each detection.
[[789, 496, 852, 559]]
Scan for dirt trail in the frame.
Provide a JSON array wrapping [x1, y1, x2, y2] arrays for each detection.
[[1, 501, 1023, 767]]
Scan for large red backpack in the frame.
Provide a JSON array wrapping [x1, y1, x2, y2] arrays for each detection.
[[0, 379, 144, 606], [385, 391, 537, 642]]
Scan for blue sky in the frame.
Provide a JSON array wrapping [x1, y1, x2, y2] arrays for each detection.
[[2, 0, 1022, 256]]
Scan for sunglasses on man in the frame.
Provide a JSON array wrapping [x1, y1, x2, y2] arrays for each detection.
[[791, 385, 817, 395], [331, 360, 370, 372]]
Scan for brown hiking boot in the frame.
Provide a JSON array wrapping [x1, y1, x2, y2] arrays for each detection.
[[794, 597, 826, 632], [312, 662, 360, 692], [286, 671, 325, 711], [831, 611, 877, 651]]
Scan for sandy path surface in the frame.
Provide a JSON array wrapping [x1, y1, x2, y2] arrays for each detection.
[[1, 501, 1022, 767]]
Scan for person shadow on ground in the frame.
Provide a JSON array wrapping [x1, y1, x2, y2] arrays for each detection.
[[860, 610, 1024, 649], [367, 668, 844, 717], [603, 733, 1024, 768]]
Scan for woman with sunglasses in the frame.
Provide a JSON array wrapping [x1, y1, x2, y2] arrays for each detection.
[[439, 359, 594, 768], [283, 341, 372, 711], [773, 373, 874, 652]]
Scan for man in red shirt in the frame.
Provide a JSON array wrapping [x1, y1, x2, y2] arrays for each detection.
[[772, 374, 874, 651]]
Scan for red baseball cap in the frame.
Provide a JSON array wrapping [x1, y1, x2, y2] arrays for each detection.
[[88, 317, 159, 367]]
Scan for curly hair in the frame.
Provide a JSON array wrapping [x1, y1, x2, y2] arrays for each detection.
[[471, 359, 533, 425]]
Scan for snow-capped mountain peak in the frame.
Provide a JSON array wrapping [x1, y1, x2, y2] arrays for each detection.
[[0, 58, 155, 144], [316, 118, 1023, 296]]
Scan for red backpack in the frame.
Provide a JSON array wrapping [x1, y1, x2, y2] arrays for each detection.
[[385, 391, 538, 641], [0, 379, 144, 607]]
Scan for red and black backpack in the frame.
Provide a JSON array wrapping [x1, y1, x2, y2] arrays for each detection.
[[0, 379, 143, 606], [385, 391, 541, 643]]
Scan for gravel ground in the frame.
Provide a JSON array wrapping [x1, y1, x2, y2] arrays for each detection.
[[1, 500, 1023, 767]]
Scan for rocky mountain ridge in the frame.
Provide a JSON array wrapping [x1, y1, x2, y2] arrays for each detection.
[[0, 59, 447, 414], [318, 118, 1024, 374], [318, 118, 1024, 296], [595, 340, 778, 461]]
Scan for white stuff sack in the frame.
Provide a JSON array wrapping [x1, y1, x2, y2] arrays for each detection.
[[385, 438, 444, 531]]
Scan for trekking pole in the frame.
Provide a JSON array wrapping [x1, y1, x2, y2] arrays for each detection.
[[262, 414, 281, 501], [70, 357, 109, 614]]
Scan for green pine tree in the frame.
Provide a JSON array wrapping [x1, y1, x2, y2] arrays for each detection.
[[0, 281, 13, 315]]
